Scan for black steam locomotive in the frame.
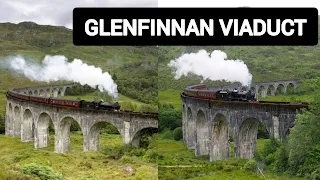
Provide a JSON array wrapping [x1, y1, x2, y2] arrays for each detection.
[[215, 89, 258, 103]]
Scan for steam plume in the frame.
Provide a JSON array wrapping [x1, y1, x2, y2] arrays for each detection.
[[1, 55, 118, 98], [168, 50, 253, 86]]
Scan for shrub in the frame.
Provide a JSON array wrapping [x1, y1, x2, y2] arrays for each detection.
[[143, 149, 158, 163], [101, 124, 119, 134], [120, 155, 139, 164], [243, 160, 257, 173], [262, 138, 279, 158], [102, 146, 127, 160], [273, 145, 289, 173], [160, 129, 173, 140], [124, 148, 146, 157], [21, 163, 65, 180], [173, 127, 183, 141], [310, 168, 320, 180]]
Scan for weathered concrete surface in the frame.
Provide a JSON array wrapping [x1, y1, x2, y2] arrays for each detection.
[[5, 85, 158, 154], [181, 93, 306, 161]]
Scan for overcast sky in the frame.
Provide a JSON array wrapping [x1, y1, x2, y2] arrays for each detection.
[[0, 0, 318, 29], [0, 0, 157, 29], [158, 0, 320, 12]]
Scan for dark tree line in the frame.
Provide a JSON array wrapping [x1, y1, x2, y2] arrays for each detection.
[[64, 83, 96, 96]]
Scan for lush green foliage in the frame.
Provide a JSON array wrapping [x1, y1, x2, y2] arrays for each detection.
[[173, 127, 183, 141], [157, 139, 303, 180], [65, 83, 96, 96], [22, 163, 66, 180], [287, 109, 320, 177], [158, 103, 181, 132]]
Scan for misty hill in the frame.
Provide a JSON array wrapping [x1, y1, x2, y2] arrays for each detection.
[[159, 22, 320, 90], [0, 22, 157, 104]]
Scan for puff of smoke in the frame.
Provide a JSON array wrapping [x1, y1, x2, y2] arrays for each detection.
[[0, 55, 118, 98], [167, 50, 253, 86]]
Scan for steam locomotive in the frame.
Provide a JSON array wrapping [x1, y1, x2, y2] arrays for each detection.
[[183, 84, 258, 103], [7, 89, 121, 111]]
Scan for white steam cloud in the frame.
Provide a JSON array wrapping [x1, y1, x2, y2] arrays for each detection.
[[168, 50, 253, 86], [1, 55, 118, 98]]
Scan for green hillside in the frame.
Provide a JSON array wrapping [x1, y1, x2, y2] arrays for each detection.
[[159, 22, 320, 90], [0, 21, 157, 104]]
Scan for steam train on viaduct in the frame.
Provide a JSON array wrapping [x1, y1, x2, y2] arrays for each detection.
[[7, 89, 121, 111], [183, 84, 259, 103]]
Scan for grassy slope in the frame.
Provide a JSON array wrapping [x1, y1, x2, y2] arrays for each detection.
[[0, 133, 157, 180], [158, 139, 303, 180], [0, 22, 157, 104]]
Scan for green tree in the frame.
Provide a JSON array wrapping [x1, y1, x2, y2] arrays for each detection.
[[287, 92, 320, 177], [173, 127, 183, 141], [158, 103, 181, 132]]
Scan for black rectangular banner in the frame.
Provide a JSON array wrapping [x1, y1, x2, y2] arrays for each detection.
[[73, 7, 318, 46]]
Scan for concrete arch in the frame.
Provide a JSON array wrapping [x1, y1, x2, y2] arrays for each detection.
[[258, 86, 267, 98], [286, 83, 295, 93], [276, 84, 285, 94], [52, 88, 58, 97], [46, 89, 51, 97], [131, 127, 158, 148], [21, 109, 34, 142], [35, 112, 54, 148], [56, 116, 81, 153], [210, 113, 229, 161], [34, 90, 38, 96], [187, 107, 195, 149], [267, 85, 275, 96], [39, 89, 45, 96], [87, 121, 120, 151], [58, 88, 63, 96], [238, 118, 261, 159], [196, 110, 209, 156], [13, 106, 21, 137], [29, 91, 33, 95]]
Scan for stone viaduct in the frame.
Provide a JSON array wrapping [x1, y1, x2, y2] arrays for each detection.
[[181, 93, 308, 162], [209, 80, 300, 98], [5, 84, 158, 153], [14, 84, 74, 97]]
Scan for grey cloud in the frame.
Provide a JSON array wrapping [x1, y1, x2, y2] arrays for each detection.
[[0, 0, 158, 29]]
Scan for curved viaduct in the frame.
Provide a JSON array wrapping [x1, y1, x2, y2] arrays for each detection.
[[209, 80, 300, 98], [5, 84, 158, 153], [181, 93, 308, 162]]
